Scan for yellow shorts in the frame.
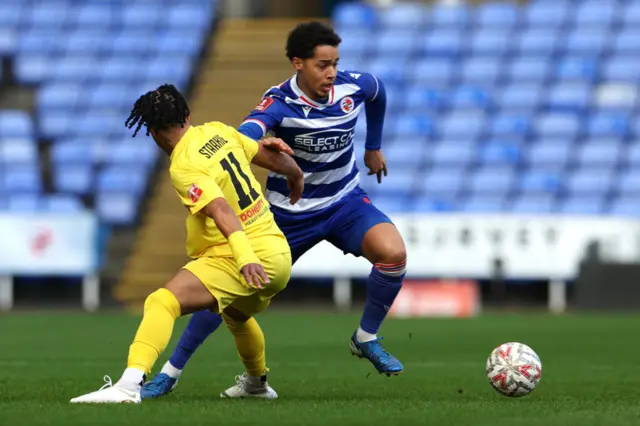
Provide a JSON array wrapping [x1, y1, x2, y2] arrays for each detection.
[[183, 251, 292, 317]]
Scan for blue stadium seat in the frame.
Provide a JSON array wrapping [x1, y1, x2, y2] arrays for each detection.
[[44, 194, 84, 213], [613, 30, 640, 54], [508, 194, 555, 213], [625, 143, 640, 166], [121, 4, 161, 28], [63, 31, 112, 56], [423, 30, 463, 58], [339, 30, 371, 60], [623, 3, 640, 26], [165, 4, 212, 31], [546, 83, 592, 113], [468, 167, 514, 194], [430, 141, 474, 166], [517, 171, 562, 194], [490, 113, 531, 138], [0, 110, 34, 139], [4, 165, 41, 192], [0, 139, 38, 164], [74, 111, 124, 137], [39, 112, 74, 139], [14, 55, 50, 84], [609, 196, 640, 217], [475, 3, 519, 28], [87, 84, 133, 110], [587, 113, 630, 138], [602, 57, 640, 83], [159, 30, 204, 57], [391, 115, 433, 137], [410, 59, 455, 86], [615, 170, 640, 195], [524, 2, 568, 28], [96, 192, 139, 225], [7, 194, 40, 213], [412, 197, 455, 213], [460, 57, 501, 84], [376, 31, 416, 58], [460, 195, 506, 213], [0, 29, 16, 56], [17, 30, 61, 55], [366, 170, 418, 198], [535, 113, 580, 139], [557, 196, 605, 215], [507, 57, 549, 83], [517, 29, 558, 56], [423, 167, 465, 196], [554, 57, 598, 82], [333, 2, 377, 29], [479, 141, 521, 165], [563, 29, 608, 55], [97, 166, 149, 194], [384, 143, 425, 168], [439, 112, 485, 139], [526, 141, 571, 168], [566, 168, 613, 196], [406, 88, 445, 111], [577, 140, 621, 167], [368, 195, 411, 214], [574, 1, 619, 28], [0, 3, 22, 29], [145, 56, 194, 88], [100, 58, 147, 82], [71, 4, 115, 28], [378, 4, 426, 29], [38, 83, 84, 112], [470, 30, 511, 56], [51, 139, 103, 165], [22, 3, 68, 28], [497, 83, 543, 111], [50, 56, 97, 82], [449, 86, 490, 110], [105, 142, 158, 166], [429, 4, 469, 28], [52, 165, 93, 194]]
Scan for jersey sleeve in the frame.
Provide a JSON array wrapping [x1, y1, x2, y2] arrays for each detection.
[[238, 95, 285, 140], [353, 72, 381, 102], [170, 166, 225, 215], [230, 125, 259, 162]]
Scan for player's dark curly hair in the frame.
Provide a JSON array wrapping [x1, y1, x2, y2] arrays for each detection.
[[125, 84, 190, 137], [285, 21, 342, 61]]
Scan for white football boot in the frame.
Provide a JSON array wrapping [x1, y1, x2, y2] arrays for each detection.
[[220, 373, 278, 399], [70, 375, 141, 404]]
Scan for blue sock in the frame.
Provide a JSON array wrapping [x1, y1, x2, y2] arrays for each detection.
[[360, 262, 406, 334], [169, 309, 223, 370]]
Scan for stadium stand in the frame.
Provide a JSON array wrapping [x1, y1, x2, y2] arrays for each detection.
[[335, 0, 640, 216], [0, 0, 216, 225]]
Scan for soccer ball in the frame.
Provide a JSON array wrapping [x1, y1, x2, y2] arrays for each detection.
[[486, 342, 542, 397]]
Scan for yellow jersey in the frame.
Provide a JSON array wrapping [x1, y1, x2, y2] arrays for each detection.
[[169, 121, 289, 259]]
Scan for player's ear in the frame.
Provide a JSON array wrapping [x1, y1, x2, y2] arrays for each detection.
[[292, 57, 304, 71]]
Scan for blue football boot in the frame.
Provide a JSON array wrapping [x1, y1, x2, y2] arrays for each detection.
[[349, 331, 404, 376], [141, 373, 178, 400]]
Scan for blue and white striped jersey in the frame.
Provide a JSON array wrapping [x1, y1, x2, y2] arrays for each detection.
[[238, 70, 383, 214]]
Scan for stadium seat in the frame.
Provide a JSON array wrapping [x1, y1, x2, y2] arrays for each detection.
[[517, 29, 558, 56], [460, 195, 507, 213], [470, 30, 511, 56], [0, 111, 34, 139], [468, 167, 515, 195], [609, 196, 640, 216], [96, 192, 139, 225], [52, 165, 93, 194], [490, 114, 531, 138], [508, 194, 555, 213], [429, 4, 469, 28], [7, 194, 40, 213], [535, 114, 580, 139], [332, 2, 377, 29], [507, 58, 549, 83], [431, 141, 474, 166], [422, 167, 465, 197], [378, 4, 426, 29], [410, 59, 455, 87], [577, 141, 621, 168], [517, 171, 562, 194], [565, 168, 613, 196], [44, 194, 85, 213], [574, 1, 618, 28], [545, 83, 592, 113], [497, 83, 543, 111], [527, 141, 571, 168], [13, 55, 50, 84], [602, 57, 640, 83], [479, 141, 521, 166], [524, 2, 568, 28], [0, 29, 16, 56], [96, 166, 149, 194], [557, 196, 605, 215], [423, 30, 463, 58], [4, 165, 42, 192], [554, 57, 598, 82], [440, 112, 485, 139], [0, 139, 38, 164]]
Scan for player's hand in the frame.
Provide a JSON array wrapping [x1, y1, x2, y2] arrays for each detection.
[[364, 149, 388, 184], [241, 263, 270, 289], [261, 137, 294, 156], [287, 171, 304, 205]]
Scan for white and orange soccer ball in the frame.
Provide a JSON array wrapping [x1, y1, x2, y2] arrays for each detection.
[[486, 342, 542, 397]]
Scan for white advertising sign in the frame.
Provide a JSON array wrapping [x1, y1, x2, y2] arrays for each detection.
[[0, 213, 98, 275], [292, 214, 640, 280]]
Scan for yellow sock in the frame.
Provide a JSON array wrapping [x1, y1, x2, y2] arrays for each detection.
[[222, 313, 267, 377], [127, 288, 181, 375]]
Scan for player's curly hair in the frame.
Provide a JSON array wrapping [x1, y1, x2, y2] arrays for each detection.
[[125, 84, 190, 137], [285, 21, 342, 61]]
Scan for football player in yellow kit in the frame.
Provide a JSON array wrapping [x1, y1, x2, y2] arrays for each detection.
[[70, 84, 303, 404]]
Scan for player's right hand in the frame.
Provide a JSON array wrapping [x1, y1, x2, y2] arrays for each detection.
[[261, 137, 294, 156], [241, 263, 270, 289], [287, 174, 304, 205]]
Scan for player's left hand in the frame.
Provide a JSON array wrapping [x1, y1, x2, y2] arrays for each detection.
[[261, 137, 294, 156], [287, 172, 304, 205], [364, 149, 387, 184]]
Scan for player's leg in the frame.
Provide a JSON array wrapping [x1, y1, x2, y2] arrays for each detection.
[[142, 213, 316, 399], [141, 309, 223, 399], [219, 251, 291, 399], [326, 192, 406, 375], [70, 269, 216, 403]]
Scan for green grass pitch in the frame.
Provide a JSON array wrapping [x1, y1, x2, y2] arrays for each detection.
[[1, 311, 638, 425]]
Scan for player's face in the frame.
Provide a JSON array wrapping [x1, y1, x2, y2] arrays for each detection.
[[295, 45, 339, 100]]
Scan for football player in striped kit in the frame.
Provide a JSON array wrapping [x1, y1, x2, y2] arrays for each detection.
[[143, 21, 407, 399]]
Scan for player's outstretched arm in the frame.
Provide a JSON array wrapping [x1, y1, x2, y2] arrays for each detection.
[[251, 144, 304, 205], [202, 199, 269, 288]]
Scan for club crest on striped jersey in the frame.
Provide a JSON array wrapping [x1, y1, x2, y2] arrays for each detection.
[[255, 97, 274, 112], [188, 184, 203, 203], [340, 96, 354, 113]]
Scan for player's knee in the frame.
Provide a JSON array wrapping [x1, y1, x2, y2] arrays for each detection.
[[374, 239, 407, 265], [145, 288, 181, 318]]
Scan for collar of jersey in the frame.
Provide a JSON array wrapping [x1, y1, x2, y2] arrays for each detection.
[[169, 126, 193, 161], [289, 74, 334, 109]]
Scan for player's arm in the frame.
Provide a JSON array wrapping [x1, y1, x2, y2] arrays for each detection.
[[171, 168, 269, 288], [358, 72, 388, 183], [230, 125, 305, 205]]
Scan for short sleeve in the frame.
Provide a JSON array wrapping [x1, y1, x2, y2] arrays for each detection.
[[231, 125, 259, 161], [346, 71, 379, 102], [170, 167, 225, 215], [239, 95, 285, 138]]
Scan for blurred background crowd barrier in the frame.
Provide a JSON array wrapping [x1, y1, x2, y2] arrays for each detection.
[[2, 0, 640, 316]]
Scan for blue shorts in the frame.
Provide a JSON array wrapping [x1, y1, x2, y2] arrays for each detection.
[[271, 187, 393, 264]]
